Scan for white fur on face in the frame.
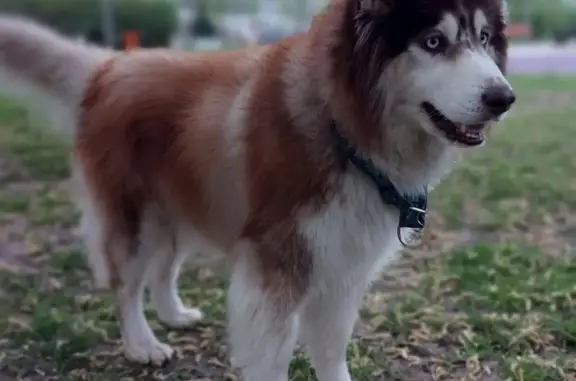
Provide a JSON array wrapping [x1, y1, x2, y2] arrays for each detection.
[[473, 8, 489, 37], [437, 12, 460, 44], [403, 11, 513, 128]]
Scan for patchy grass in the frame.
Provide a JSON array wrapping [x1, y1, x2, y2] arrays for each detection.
[[0, 75, 575, 380], [362, 244, 576, 381]]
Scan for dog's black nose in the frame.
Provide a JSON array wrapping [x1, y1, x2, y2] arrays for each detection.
[[481, 85, 516, 115]]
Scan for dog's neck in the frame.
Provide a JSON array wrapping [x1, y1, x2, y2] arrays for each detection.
[[369, 121, 460, 194], [330, 113, 460, 195]]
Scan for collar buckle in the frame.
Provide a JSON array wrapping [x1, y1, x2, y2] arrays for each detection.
[[406, 206, 427, 228], [409, 206, 426, 214]]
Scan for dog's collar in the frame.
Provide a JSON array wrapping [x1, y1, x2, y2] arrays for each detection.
[[329, 121, 428, 247]]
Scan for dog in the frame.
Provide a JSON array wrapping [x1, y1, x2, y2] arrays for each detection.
[[0, 0, 514, 380]]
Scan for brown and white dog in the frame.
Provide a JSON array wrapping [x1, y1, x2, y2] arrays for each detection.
[[0, 0, 515, 380]]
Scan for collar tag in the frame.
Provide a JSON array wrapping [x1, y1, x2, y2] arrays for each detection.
[[397, 203, 427, 248], [397, 226, 424, 248]]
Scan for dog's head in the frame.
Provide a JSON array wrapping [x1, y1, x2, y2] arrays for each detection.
[[325, 0, 514, 148]]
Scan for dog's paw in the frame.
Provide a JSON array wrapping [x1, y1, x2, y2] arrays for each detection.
[[124, 339, 175, 366], [159, 307, 203, 329]]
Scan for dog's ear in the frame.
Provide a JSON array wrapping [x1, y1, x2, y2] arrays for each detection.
[[358, 0, 395, 14], [353, 0, 398, 52]]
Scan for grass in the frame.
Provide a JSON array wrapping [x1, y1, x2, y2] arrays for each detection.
[[0, 75, 575, 380]]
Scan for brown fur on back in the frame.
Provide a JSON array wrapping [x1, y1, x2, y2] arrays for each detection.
[[75, 38, 340, 292]]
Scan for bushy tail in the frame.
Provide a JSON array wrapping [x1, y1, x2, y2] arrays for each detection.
[[0, 15, 113, 133]]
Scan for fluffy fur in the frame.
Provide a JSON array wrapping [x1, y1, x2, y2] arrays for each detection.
[[0, 1, 514, 380]]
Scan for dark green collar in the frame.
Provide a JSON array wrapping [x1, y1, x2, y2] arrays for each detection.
[[330, 121, 428, 247]]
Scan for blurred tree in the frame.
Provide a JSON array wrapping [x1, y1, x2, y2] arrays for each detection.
[[113, 0, 178, 48], [189, 0, 217, 37], [507, 0, 576, 41], [0, 0, 178, 48]]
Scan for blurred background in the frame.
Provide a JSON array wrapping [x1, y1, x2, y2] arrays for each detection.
[[0, 0, 575, 73]]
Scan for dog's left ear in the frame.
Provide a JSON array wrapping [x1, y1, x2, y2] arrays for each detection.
[[501, 0, 509, 23]]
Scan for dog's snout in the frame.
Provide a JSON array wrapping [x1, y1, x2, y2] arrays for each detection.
[[481, 85, 516, 115]]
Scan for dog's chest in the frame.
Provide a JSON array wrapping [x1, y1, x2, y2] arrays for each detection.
[[298, 174, 403, 289]]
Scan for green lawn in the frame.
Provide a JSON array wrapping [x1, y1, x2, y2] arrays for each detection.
[[0, 75, 575, 380]]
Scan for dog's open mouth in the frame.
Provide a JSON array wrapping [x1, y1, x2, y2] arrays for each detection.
[[422, 102, 485, 146]]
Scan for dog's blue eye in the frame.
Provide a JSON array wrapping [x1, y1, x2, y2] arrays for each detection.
[[422, 34, 447, 53], [480, 31, 491, 46]]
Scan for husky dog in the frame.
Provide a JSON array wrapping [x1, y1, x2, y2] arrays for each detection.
[[0, 1, 514, 380]]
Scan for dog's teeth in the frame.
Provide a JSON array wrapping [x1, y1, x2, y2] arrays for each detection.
[[466, 130, 483, 139]]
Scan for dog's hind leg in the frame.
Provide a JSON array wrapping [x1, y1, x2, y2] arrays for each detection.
[[71, 163, 112, 289], [146, 221, 203, 328], [72, 166, 174, 365], [111, 230, 177, 366]]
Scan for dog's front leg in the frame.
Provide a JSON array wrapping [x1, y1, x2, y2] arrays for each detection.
[[227, 255, 301, 381], [299, 287, 364, 381]]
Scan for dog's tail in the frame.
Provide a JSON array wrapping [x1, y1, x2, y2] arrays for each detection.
[[0, 16, 113, 133]]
